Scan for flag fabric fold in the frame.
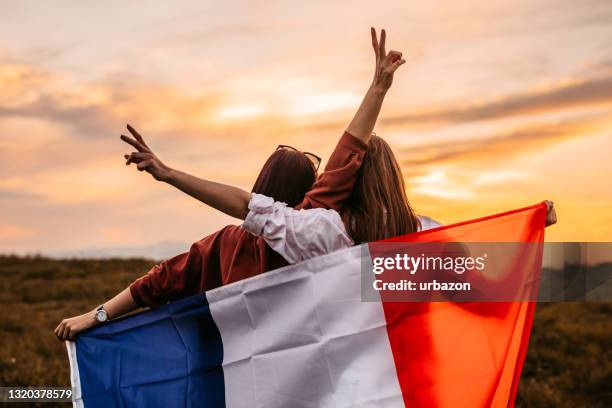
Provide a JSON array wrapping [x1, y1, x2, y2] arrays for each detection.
[[67, 203, 546, 408]]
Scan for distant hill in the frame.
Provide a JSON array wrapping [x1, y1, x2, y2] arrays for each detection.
[[46, 240, 190, 261]]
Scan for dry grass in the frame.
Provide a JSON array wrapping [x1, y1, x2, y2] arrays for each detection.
[[0, 255, 610, 407]]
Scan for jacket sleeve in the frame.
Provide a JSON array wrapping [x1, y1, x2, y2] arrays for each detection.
[[297, 131, 368, 211], [129, 231, 223, 308]]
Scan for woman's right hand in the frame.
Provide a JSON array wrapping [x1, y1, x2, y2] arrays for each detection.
[[121, 124, 173, 182], [370, 28, 406, 91], [54, 310, 97, 341]]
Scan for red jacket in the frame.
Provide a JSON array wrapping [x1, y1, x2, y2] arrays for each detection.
[[130, 132, 367, 307]]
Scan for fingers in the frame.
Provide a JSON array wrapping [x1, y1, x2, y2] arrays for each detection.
[[62, 325, 71, 341], [372, 28, 404, 73], [55, 321, 70, 341], [124, 152, 152, 165], [371, 27, 379, 59], [137, 159, 153, 171], [54, 322, 62, 340], [544, 200, 554, 213], [386, 50, 403, 63], [379, 29, 386, 58], [550, 210, 557, 224], [544, 200, 557, 226], [120, 134, 148, 153], [387, 58, 406, 73], [549, 204, 557, 223], [126, 124, 148, 147]]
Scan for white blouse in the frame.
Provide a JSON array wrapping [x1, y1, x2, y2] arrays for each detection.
[[242, 193, 442, 264]]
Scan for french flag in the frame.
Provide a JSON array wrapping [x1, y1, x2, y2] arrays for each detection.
[[66, 203, 546, 408]]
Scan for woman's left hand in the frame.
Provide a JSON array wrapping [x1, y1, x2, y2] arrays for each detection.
[[54, 311, 97, 341], [544, 200, 557, 227], [121, 124, 173, 182]]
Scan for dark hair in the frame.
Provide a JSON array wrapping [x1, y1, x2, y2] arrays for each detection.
[[343, 135, 420, 243], [252, 149, 316, 207]]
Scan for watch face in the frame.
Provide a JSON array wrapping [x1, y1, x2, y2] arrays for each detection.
[[96, 309, 108, 322]]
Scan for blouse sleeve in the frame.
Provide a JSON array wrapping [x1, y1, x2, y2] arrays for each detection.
[[243, 193, 354, 264], [297, 131, 368, 211]]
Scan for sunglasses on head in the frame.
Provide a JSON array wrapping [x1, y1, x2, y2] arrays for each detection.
[[276, 145, 322, 171]]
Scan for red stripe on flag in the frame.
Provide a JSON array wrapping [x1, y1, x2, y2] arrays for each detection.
[[374, 203, 547, 407]]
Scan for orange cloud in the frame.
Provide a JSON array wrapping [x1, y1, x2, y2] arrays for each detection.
[[383, 74, 612, 127], [308, 72, 612, 133], [0, 61, 51, 103], [399, 112, 610, 168]]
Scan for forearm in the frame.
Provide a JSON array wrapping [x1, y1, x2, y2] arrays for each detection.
[[56, 287, 140, 340], [165, 169, 250, 220], [102, 287, 139, 319], [85, 288, 139, 323], [346, 84, 387, 143]]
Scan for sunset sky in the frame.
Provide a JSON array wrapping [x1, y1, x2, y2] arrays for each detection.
[[1, 1, 611, 256]]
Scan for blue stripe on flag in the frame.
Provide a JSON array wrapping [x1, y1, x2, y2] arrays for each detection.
[[71, 294, 225, 408]]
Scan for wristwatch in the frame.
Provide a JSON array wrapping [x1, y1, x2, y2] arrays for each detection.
[[95, 304, 109, 323]]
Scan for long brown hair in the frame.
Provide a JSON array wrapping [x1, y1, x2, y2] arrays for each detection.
[[343, 135, 420, 243], [252, 149, 316, 207]]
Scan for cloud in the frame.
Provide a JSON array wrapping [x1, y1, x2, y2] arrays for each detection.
[[0, 58, 349, 150], [399, 112, 609, 167], [0, 73, 225, 140], [0, 94, 115, 137], [0, 188, 43, 200], [471, 170, 532, 187], [410, 168, 533, 201], [0, 61, 51, 97], [306, 71, 612, 134], [411, 170, 476, 200], [383, 74, 612, 127]]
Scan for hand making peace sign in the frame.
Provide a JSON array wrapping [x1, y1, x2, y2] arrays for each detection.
[[120, 125, 172, 182], [370, 27, 405, 91]]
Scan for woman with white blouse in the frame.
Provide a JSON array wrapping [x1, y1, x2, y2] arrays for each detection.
[[242, 191, 441, 264]]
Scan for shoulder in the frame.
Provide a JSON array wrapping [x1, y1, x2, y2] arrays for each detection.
[[250, 193, 343, 225], [418, 215, 443, 231], [245, 193, 349, 239], [297, 207, 346, 229], [249, 193, 287, 213]]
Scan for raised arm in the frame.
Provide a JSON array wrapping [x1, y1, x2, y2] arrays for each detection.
[[346, 27, 405, 142], [121, 125, 250, 220], [298, 27, 405, 210]]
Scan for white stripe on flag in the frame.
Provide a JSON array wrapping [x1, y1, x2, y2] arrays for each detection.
[[65, 340, 84, 408], [207, 245, 403, 408]]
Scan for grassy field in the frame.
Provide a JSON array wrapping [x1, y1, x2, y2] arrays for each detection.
[[0, 255, 610, 407]]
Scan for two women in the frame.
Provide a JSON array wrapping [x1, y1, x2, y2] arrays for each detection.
[[55, 27, 557, 341], [55, 27, 408, 340]]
